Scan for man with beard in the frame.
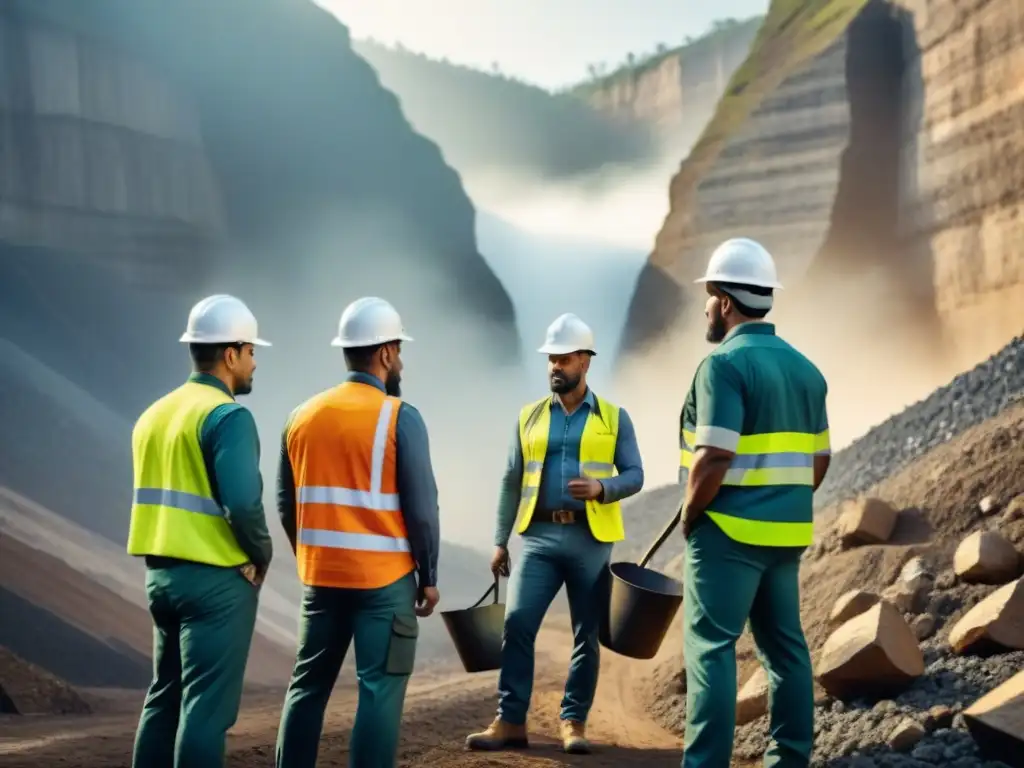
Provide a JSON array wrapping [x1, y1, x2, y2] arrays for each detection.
[[129, 294, 274, 768], [466, 313, 644, 755], [275, 296, 440, 768], [679, 237, 830, 768]]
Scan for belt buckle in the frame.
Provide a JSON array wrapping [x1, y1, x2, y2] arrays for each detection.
[[552, 509, 575, 524]]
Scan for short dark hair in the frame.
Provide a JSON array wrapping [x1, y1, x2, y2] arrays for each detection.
[[714, 281, 773, 319], [343, 343, 385, 372], [189, 342, 243, 373]]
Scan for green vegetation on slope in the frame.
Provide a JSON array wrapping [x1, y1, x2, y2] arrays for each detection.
[[569, 16, 765, 98], [354, 39, 654, 179], [679, 0, 869, 189]]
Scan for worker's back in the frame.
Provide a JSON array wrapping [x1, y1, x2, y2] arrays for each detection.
[[715, 325, 827, 439], [684, 321, 828, 547], [286, 380, 416, 590]]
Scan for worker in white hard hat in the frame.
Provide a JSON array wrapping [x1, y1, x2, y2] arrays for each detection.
[[467, 312, 644, 755], [275, 296, 441, 768], [128, 294, 274, 768], [679, 237, 829, 767]]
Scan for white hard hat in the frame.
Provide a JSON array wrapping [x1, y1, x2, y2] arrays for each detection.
[[537, 313, 597, 355], [179, 294, 270, 346], [331, 296, 413, 348], [695, 237, 783, 289]]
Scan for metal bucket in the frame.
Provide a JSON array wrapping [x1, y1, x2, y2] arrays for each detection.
[[441, 577, 505, 673], [600, 505, 685, 660]]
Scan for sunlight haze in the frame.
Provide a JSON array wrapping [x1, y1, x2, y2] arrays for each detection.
[[323, 0, 770, 89]]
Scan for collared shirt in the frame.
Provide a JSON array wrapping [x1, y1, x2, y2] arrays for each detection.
[[493, 388, 644, 547], [681, 321, 829, 527], [277, 372, 441, 588], [151, 373, 273, 570]]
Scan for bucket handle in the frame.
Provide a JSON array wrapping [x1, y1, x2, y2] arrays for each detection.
[[638, 501, 684, 569], [468, 575, 502, 609]]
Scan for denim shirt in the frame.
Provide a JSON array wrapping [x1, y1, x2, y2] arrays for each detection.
[[493, 388, 644, 547]]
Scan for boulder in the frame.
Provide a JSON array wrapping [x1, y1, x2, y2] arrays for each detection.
[[924, 704, 955, 731], [736, 666, 769, 726], [830, 590, 881, 625], [949, 578, 1024, 655], [881, 580, 928, 614], [899, 556, 934, 591], [963, 669, 1024, 766], [887, 717, 925, 751], [838, 497, 899, 548], [953, 531, 1021, 584], [910, 614, 937, 641], [815, 601, 924, 701]]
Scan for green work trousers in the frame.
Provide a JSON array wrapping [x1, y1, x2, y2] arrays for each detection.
[[132, 561, 260, 768], [682, 518, 814, 768], [275, 571, 419, 768]]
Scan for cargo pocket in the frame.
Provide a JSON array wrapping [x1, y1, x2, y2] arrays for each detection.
[[385, 613, 419, 676]]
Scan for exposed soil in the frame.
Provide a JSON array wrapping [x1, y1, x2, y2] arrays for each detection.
[[0, 625, 683, 767]]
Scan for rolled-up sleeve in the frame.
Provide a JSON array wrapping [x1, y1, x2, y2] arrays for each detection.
[[395, 403, 440, 588], [693, 357, 745, 452], [204, 404, 274, 571], [494, 420, 524, 548], [600, 407, 644, 503]]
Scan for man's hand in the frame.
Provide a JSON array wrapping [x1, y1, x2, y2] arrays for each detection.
[[567, 477, 603, 501], [682, 506, 701, 540], [490, 546, 510, 578], [239, 563, 264, 587], [416, 586, 440, 617]]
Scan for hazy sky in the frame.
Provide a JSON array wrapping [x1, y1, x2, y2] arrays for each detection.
[[323, 0, 769, 90]]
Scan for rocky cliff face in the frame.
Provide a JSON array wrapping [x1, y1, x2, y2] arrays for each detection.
[[580, 20, 761, 154], [0, 0, 520, 545], [621, 0, 1024, 377]]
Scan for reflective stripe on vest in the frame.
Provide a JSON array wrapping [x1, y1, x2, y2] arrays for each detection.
[[127, 381, 249, 567], [516, 394, 625, 543], [679, 426, 830, 547], [288, 382, 415, 589]]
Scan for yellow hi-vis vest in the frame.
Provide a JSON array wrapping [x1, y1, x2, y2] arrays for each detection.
[[127, 381, 249, 567], [516, 395, 624, 543]]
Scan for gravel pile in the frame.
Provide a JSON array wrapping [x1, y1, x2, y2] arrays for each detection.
[[815, 336, 1024, 510], [734, 646, 1022, 767]]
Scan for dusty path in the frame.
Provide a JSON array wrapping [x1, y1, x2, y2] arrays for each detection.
[[0, 622, 683, 767]]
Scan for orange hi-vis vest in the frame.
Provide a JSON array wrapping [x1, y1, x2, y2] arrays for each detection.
[[286, 380, 416, 589]]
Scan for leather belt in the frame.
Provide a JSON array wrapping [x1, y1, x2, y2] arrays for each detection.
[[533, 508, 579, 525]]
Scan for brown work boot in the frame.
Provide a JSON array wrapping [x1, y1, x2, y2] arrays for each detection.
[[560, 719, 591, 754], [465, 717, 529, 751]]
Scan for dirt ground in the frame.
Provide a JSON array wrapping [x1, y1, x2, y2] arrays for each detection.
[[0, 623, 688, 767]]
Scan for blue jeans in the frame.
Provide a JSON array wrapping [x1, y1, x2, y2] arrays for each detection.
[[497, 522, 613, 725]]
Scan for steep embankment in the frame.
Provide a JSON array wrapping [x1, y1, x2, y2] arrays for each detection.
[[621, 0, 1024, 376], [573, 18, 762, 156], [354, 40, 653, 181], [0, 532, 297, 689]]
